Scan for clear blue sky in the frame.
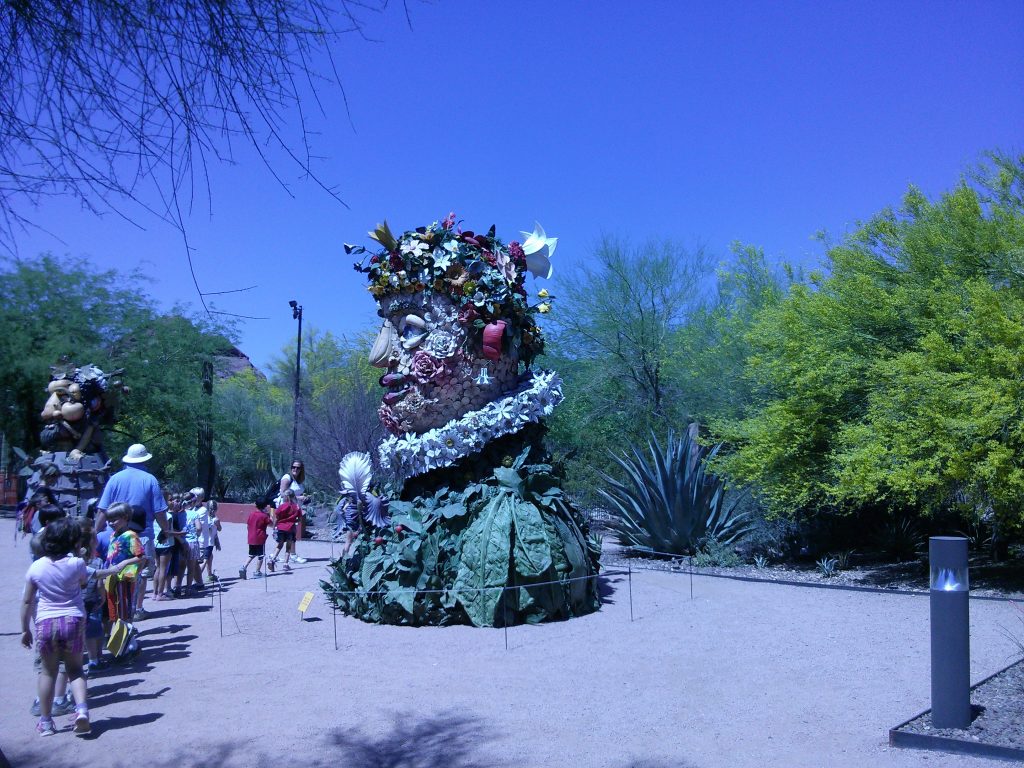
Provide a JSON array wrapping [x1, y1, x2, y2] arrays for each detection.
[[14, 1, 1024, 371]]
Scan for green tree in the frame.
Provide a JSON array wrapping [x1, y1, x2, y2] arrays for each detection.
[[671, 243, 786, 426], [0, 254, 236, 487], [268, 327, 382, 495], [213, 369, 291, 500], [715, 153, 1024, 538]]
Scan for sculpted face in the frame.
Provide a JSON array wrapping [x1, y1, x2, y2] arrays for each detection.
[[370, 292, 520, 436]]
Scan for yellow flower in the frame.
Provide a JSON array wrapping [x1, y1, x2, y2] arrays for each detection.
[[537, 303, 551, 314], [537, 288, 549, 298]]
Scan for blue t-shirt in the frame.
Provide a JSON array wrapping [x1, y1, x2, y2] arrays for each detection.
[[98, 465, 167, 538]]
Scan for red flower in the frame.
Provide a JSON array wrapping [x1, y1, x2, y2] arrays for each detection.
[[374, 536, 384, 545], [508, 241, 525, 264], [458, 305, 480, 325], [395, 525, 405, 534], [442, 211, 456, 230], [389, 252, 404, 270], [410, 351, 448, 384]]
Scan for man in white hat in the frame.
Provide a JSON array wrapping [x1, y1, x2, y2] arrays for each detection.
[[98, 443, 170, 620]]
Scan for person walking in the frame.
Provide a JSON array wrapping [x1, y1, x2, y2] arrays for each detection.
[[21, 518, 97, 736], [97, 443, 170, 621], [278, 460, 308, 564], [239, 499, 272, 579], [268, 490, 300, 572]]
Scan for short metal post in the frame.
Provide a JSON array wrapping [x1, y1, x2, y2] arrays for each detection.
[[930, 536, 971, 729], [628, 562, 634, 622]]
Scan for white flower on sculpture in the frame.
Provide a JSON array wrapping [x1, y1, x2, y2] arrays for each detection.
[[338, 452, 373, 496], [521, 222, 557, 280], [434, 249, 455, 272], [401, 239, 430, 258], [378, 370, 564, 486]]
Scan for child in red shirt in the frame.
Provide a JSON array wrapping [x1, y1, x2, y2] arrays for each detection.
[[268, 490, 300, 572], [239, 499, 272, 580]]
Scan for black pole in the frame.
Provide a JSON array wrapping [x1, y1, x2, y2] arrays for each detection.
[[289, 301, 303, 459]]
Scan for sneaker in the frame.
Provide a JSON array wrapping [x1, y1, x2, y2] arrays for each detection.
[[74, 710, 91, 735], [283, 562, 292, 571], [238, 567, 247, 580], [252, 571, 264, 579], [52, 695, 76, 716], [30, 698, 41, 716], [132, 609, 148, 621], [293, 556, 308, 564], [267, 559, 276, 573], [36, 719, 56, 737]]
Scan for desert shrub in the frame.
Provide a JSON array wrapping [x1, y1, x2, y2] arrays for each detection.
[[693, 537, 743, 567], [599, 425, 753, 556], [876, 516, 925, 562]]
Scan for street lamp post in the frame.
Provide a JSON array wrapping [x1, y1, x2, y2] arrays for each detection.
[[288, 300, 303, 459], [929, 535, 971, 729]]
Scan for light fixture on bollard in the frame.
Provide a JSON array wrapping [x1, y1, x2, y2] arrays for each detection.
[[929, 535, 971, 729]]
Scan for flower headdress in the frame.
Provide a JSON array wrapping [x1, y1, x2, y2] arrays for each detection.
[[347, 214, 556, 366]]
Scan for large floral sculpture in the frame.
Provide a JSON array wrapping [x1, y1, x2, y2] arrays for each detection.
[[324, 214, 600, 627]]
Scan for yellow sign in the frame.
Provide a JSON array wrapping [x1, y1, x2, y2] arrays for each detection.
[[298, 591, 315, 614]]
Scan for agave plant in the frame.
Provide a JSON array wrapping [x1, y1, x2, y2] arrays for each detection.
[[598, 424, 752, 555]]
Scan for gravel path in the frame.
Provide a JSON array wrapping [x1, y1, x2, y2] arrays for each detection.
[[2, 517, 1022, 768]]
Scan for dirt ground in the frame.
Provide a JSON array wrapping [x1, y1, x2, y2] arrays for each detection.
[[2, 516, 1022, 768]]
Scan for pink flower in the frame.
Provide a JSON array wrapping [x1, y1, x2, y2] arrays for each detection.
[[410, 351, 448, 384], [442, 211, 456, 230], [508, 241, 525, 264]]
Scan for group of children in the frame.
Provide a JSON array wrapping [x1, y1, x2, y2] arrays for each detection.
[[238, 488, 302, 579], [20, 485, 306, 738], [156, 488, 222, 599]]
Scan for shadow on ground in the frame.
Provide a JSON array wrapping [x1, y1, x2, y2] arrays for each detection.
[[3, 712, 697, 768]]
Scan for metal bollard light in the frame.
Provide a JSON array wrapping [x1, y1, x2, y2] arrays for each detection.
[[929, 536, 971, 729]]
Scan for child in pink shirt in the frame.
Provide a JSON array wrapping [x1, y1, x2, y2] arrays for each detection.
[[22, 518, 91, 735]]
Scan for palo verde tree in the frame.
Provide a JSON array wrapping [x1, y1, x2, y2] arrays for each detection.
[[0, 0, 400, 250], [715, 152, 1024, 540]]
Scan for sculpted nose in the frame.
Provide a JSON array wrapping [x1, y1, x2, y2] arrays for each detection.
[[369, 321, 396, 368]]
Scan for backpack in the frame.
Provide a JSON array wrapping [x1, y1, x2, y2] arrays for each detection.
[[261, 481, 280, 509]]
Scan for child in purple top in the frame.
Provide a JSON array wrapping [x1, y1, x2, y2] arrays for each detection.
[[22, 519, 95, 736]]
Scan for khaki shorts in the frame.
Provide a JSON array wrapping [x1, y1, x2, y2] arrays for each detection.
[[138, 536, 156, 578]]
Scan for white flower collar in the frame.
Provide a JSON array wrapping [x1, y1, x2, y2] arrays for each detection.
[[378, 370, 563, 489]]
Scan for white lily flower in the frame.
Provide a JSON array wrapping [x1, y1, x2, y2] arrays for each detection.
[[521, 222, 557, 279]]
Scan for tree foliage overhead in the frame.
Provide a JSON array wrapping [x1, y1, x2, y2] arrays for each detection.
[[714, 153, 1024, 532], [0, 0, 393, 248]]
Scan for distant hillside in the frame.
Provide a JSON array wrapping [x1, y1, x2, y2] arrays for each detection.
[[216, 346, 266, 380]]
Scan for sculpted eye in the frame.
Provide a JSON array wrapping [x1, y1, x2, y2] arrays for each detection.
[[398, 314, 427, 349]]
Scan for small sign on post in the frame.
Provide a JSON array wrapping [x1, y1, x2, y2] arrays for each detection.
[[298, 591, 315, 620]]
